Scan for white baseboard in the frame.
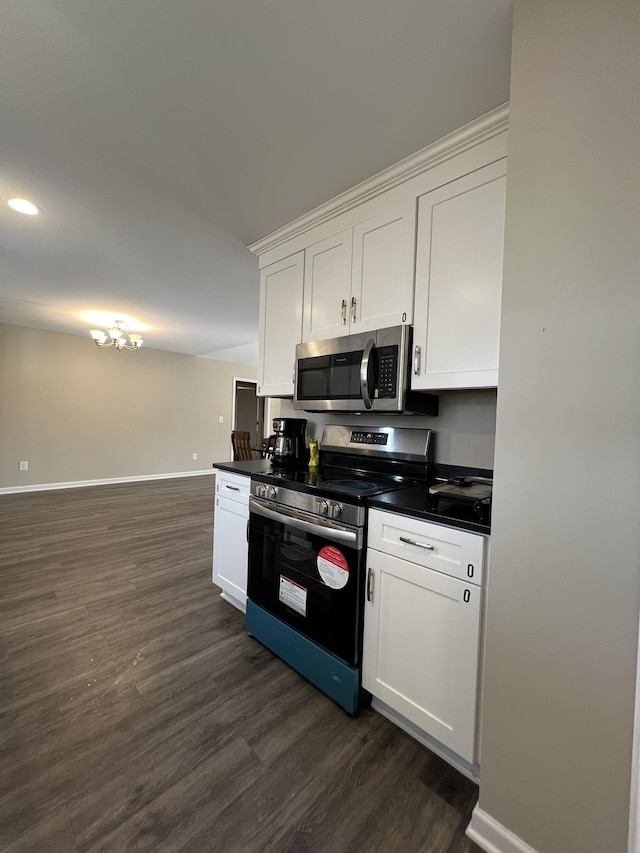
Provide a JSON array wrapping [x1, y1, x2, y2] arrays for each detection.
[[0, 469, 215, 495], [467, 805, 539, 853]]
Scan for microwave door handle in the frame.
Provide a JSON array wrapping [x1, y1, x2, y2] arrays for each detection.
[[360, 338, 375, 410]]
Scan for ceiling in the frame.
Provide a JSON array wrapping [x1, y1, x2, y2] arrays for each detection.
[[0, 0, 512, 361]]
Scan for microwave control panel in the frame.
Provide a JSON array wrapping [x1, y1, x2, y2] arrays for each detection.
[[376, 345, 398, 398]]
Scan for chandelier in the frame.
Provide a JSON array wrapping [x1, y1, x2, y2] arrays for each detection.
[[89, 320, 143, 352]]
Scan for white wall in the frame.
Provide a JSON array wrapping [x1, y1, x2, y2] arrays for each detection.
[[473, 2, 640, 851], [0, 324, 256, 488]]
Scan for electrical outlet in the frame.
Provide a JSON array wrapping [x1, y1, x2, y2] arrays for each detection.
[[218, 416, 224, 424], [192, 453, 198, 461], [19, 461, 28, 471]]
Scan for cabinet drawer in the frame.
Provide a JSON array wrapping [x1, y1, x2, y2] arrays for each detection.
[[367, 508, 484, 585], [214, 470, 250, 505]]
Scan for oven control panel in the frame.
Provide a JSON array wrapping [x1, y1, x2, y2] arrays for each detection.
[[350, 431, 389, 446], [250, 482, 365, 528]]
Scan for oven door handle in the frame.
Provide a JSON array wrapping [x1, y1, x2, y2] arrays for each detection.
[[249, 498, 360, 546], [360, 338, 375, 410]]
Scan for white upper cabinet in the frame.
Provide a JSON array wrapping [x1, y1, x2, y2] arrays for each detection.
[[257, 251, 304, 397], [351, 202, 416, 334], [302, 229, 353, 342], [412, 159, 507, 390], [302, 202, 416, 343], [251, 107, 509, 391]]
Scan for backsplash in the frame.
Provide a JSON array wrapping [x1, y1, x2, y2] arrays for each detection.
[[274, 389, 497, 469]]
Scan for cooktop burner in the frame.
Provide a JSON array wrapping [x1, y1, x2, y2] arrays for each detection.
[[321, 479, 384, 495]]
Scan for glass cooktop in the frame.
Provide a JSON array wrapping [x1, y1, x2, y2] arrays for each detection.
[[252, 465, 414, 500]]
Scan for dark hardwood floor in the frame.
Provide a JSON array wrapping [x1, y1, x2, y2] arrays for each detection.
[[0, 476, 480, 852]]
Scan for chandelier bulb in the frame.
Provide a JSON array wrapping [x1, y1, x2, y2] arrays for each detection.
[[88, 319, 144, 352]]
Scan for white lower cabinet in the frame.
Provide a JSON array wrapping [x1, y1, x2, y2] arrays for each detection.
[[212, 470, 250, 612], [363, 509, 485, 768]]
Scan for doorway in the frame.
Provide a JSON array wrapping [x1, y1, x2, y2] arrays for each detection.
[[232, 378, 264, 452]]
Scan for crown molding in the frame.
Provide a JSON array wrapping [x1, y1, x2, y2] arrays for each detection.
[[249, 102, 509, 257]]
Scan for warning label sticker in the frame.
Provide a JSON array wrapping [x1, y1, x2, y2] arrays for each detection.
[[279, 576, 307, 616], [317, 546, 349, 590]]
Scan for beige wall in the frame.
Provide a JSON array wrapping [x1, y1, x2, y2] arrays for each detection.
[[475, 2, 640, 852], [0, 324, 256, 488]]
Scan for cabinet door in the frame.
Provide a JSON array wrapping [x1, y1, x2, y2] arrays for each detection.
[[212, 495, 249, 612], [257, 251, 304, 397], [351, 202, 416, 334], [302, 229, 353, 342], [413, 159, 506, 390], [362, 547, 481, 763]]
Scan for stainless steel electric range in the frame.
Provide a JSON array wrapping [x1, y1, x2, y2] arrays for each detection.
[[245, 424, 434, 714]]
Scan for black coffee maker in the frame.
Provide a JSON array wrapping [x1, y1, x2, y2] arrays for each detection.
[[271, 418, 309, 468]]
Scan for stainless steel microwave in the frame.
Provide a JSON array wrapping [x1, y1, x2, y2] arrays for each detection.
[[293, 325, 439, 415]]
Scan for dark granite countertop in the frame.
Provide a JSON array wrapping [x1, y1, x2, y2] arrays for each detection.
[[212, 459, 275, 476], [213, 460, 491, 535], [369, 485, 491, 536]]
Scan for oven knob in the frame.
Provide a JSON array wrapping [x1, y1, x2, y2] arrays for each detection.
[[267, 486, 277, 500], [316, 499, 329, 515], [329, 503, 342, 519], [256, 484, 265, 498]]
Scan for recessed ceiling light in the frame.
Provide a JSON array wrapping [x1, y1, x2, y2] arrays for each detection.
[[7, 198, 40, 216]]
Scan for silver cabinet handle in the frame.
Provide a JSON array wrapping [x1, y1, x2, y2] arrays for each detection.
[[399, 535, 434, 551], [367, 567, 374, 602], [414, 345, 421, 375], [225, 484, 240, 491], [351, 296, 357, 322], [341, 299, 347, 324]]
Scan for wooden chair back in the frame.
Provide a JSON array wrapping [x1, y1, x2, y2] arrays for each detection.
[[231, 430, 253, 461]]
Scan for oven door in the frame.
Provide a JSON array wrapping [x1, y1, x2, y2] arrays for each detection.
[[248, 497, 365, 665]]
